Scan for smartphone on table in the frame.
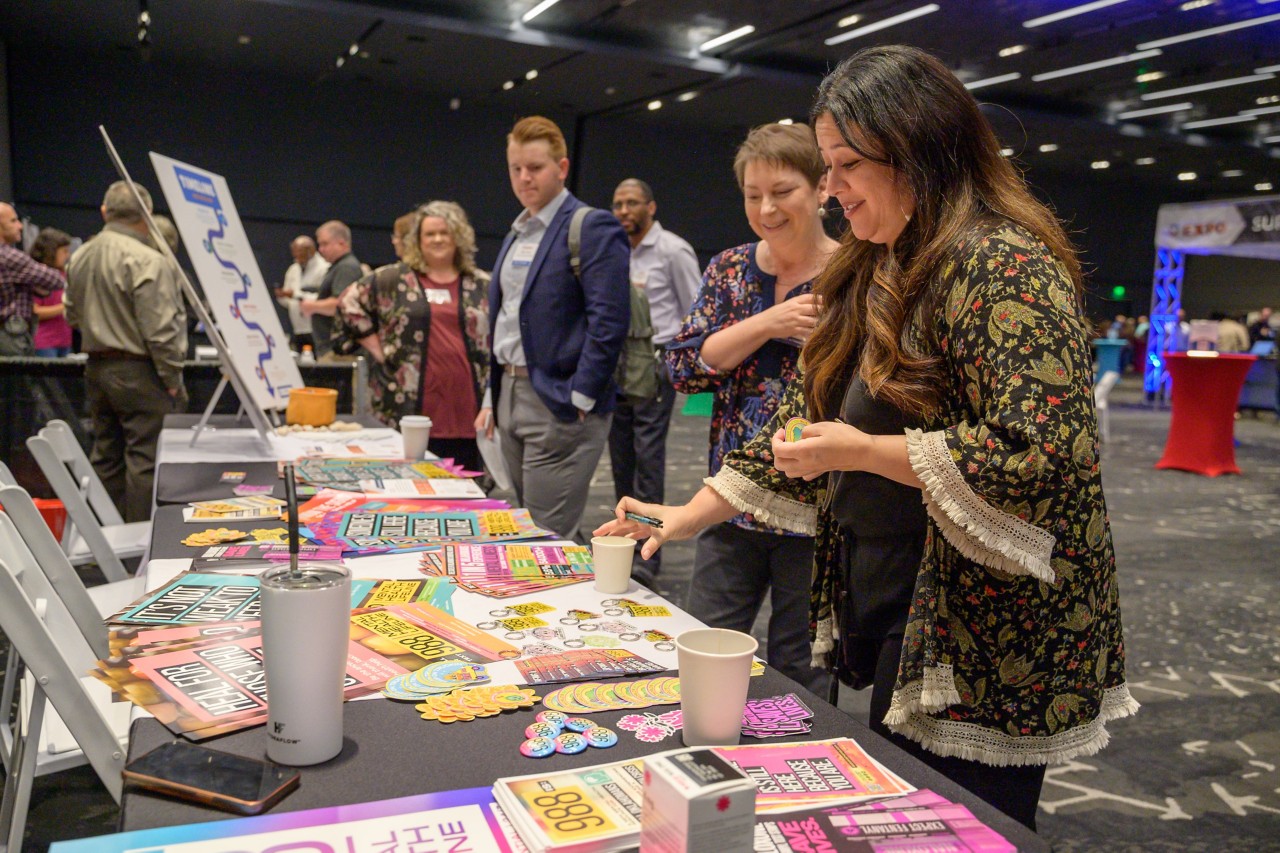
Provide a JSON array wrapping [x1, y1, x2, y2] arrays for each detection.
[[123, 740, 300, 815]]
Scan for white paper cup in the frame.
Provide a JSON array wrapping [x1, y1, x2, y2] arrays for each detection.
[[591, 535, 636, 594], [676, 628, 758, 746], [400, 415, 432, 460], [261, 564, 351, 765]]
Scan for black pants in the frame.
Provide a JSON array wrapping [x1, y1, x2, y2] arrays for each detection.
[[427, 436, 482, 476], [607, 364, 677, 578], [868, 633, 1047, 831], [85, 358, 186, 523]]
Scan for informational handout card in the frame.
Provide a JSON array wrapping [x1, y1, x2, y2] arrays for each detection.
[[150, 152, 302, 411]]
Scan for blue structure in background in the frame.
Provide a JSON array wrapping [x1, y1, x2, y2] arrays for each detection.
[[1145, 247, 1184, 396]]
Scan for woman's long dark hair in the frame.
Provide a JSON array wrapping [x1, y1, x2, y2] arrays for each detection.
[[803, 45, 1082, 419]]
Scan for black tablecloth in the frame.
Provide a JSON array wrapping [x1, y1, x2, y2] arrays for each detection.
[[120, 668, 1048, 851], [132, 445, 1051, 851], [155, 462, 285, 505]]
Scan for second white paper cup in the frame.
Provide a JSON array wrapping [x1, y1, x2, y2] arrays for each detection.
[[591, 535, 635, 594], [400, 415, 432, 460], [676, 627, 758, 747]]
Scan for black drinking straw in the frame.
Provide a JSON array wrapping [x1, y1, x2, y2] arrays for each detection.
[[283, 462, 301, 579]]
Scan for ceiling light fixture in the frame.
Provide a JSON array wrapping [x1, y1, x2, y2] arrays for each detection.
[[335, 56, 345, 68], [1032, 49, 1161, 81], [677, 91, 698, 102], [348, 43, 359, 56], [1000, 147, 1015, 156], [825, 4, 939, 46], [1220, 169, 1244, 177], [965, 72, 1022, 90], [1039, 143, 1059, 152], [1135, 156, 1156, 164], [521, 0, 563, 24], [1178, 172, 1197, 180], [525, 69, 538, 80], [1257, 64, 1280, 74], [1264, 135, 1280, 144], [1258, 95, 1280, 104], [1135, 70, 1166, 83], [1180, 114, 1256, 129], [1258, 182, 1275, 191], [1116, 102, 1194, 119], [1092, 160, 1111, 169], [1140, 73, 1275, 100], [1137, 12, 1280, 50], [1178, 0, 1214, 9], [237, 35, 252, 45], [1242, 105, 1280, 116], [699, 25, 755, 52], [1023, 0, 1131, 29], [502, 80, 515, 90], [449, 98, 461, 110], [999, 44, 1029, 57], [837, 14, 862, 28], [648, 100, 663, 111]]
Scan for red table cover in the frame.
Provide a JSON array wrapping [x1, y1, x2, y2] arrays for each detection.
[[1156, 353, 1257, 477]]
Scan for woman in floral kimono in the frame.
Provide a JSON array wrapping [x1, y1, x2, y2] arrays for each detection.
[[337, 201, 489, 471], [597, 45, 1136, 830]]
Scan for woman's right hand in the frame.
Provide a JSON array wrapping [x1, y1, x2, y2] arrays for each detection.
[[593, 498, 695, 561], [474, 407, 495, 439], [761, 293, 818, 342]]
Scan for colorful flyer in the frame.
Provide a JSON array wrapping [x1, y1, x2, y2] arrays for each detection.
[[514, 648, 664, 686], [713, 737, 915, 811], [49, 786, 516, 852], [295, 487, 510, 525], [348, 601, 521, 672]]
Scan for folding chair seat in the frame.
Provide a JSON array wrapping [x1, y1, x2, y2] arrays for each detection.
[[0, 515, 130, 851], [25, 420, 149, 582]]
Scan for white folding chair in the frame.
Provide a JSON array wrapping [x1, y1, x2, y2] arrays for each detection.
[[1094, 370, 1121, 448], [0, 517, 129, 851], [25, 420, 150, 583]]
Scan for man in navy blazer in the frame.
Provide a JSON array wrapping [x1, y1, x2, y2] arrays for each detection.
[[475, 116, 630, 541]]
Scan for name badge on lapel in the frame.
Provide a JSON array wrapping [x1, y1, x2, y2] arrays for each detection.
[[511, 242, 538, 268], [424, 288, 452, 304]]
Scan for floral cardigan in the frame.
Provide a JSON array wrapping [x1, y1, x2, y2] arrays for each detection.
[[337, 262, 490, 428], [709, 221, 1138, 766]]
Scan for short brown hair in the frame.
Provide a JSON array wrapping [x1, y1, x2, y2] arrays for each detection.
[[509, 116, 567, 161], [732, 123, 825, 190]]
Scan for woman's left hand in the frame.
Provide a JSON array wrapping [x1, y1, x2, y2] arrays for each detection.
[[770, 421, 869, 481]]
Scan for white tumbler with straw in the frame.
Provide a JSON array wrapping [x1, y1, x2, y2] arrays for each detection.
[[261, 463, 351, 765]]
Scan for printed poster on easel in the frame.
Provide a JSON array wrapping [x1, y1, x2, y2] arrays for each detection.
[[149, 152, 302, 411]]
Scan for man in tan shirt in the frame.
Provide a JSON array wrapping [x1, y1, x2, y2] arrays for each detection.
[[65, 181, 187, 522]]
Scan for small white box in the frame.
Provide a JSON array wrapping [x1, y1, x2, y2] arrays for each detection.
[[639, 747, 757, 853]]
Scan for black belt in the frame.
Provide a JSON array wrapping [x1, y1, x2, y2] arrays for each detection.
[[87, 349, 151, 362]]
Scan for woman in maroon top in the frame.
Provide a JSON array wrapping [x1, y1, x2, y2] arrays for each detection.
[[337, 201, 490, 471], [29, 227, 74, 357]]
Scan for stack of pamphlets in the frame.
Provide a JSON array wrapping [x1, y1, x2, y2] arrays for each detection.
[[493, 738, 917, 853], [182, 495, 285, 522], [493, 755, 646, 853], [752, 789, 1016, 851], [294, 457, 485, 497], [420, 543, 596, 597], [295, 487, 510, 525], [310, 509, 554, 556]]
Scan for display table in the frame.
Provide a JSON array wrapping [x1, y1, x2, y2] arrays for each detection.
[[1092, 337, 1128, 381], [1156, 352, 1257, 476], [111, 426, 1051, 852]]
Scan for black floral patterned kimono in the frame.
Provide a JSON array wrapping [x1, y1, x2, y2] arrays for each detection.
[[336, 262, 490, 429], [708, 220, 1138, 766]]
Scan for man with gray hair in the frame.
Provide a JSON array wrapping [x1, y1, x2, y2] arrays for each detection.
[[65, 180, 187, 522], [275, 234, 329, 352], [302, 220, 362, 359]]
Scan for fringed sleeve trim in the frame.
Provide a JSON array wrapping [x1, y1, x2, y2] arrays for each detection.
[[882, 681, 1141, 767], [705, 467, 817, 536], [906, 428, 1056, 582]]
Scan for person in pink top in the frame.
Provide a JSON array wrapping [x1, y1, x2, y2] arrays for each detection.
[[29, 228, 74, 357]]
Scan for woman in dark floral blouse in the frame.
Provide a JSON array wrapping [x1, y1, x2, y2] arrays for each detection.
[[337, 201, 490, 471], [663, 123, 838, 694], [600, 46, 1135, 830]]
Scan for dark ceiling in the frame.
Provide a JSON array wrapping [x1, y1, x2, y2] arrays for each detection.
[[3, 0, 1278, 197]]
